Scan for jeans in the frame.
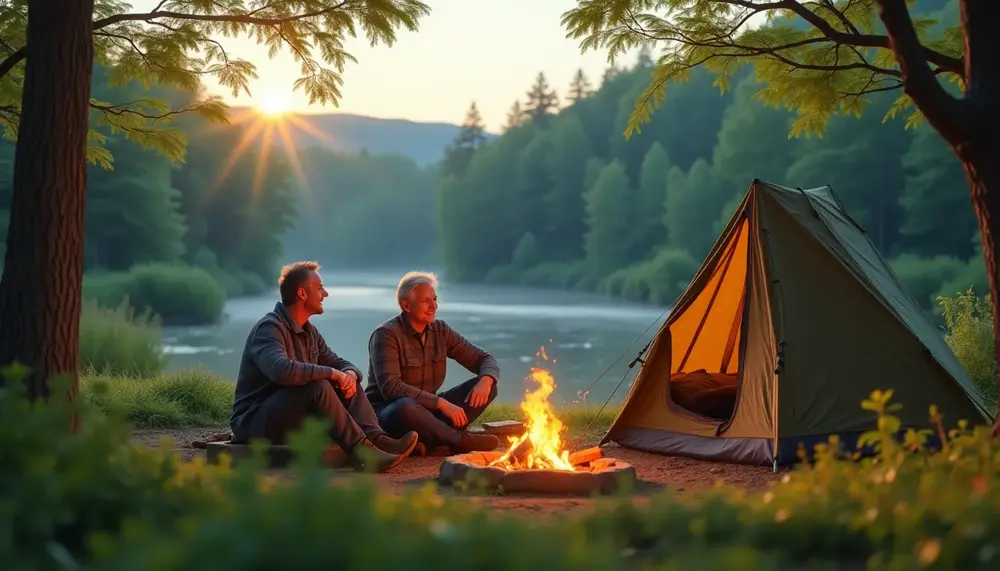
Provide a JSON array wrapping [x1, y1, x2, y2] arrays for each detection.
[[375, 376, 498, 449], [235, 377, 385, 450]]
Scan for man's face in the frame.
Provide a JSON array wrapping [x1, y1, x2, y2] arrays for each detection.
[[298, 271, 329, 316], [402, 283, 438, 326]]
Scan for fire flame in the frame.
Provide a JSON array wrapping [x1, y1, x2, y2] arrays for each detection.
[[488, 366, 576, 472]]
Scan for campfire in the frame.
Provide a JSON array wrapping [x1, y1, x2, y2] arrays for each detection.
[[438, 353, 636, 496], [487, 367, 578, 472]]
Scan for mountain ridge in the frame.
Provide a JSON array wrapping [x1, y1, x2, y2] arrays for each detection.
[[231, 106, 498, 166]]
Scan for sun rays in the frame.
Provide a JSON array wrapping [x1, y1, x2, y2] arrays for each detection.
[[200, 103, 337, 207]]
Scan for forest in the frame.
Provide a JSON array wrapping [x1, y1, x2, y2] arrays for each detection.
[[436, 0, 979, 316]]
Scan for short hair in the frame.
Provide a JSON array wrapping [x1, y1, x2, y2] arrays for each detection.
[[396, 271, 438, 307], [278, 261, 320, 306]]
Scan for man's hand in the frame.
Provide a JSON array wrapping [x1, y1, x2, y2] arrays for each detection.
[[465, 375, 495, 408], [331, 369, 357, 398], [436, 398, 468, 428]]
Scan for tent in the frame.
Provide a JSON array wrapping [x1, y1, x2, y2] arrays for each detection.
[[601, 179, 992, 468]]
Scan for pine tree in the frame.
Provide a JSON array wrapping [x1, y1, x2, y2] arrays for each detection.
[[442, 101, 488, 176], [636, 45, 654, 69], [567, 68, 593, 102], [600, 65, 621, 85], [503, 101, 528, 132], [523, 72, 559, 124]]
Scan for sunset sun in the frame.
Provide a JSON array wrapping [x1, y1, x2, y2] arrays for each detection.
[[257, 93, 290, 117]]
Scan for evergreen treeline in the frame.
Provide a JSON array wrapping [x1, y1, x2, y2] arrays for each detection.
[[436, 15, 981, 313]]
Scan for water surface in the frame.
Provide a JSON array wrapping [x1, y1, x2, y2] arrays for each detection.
[[163, 271, 669, 407]]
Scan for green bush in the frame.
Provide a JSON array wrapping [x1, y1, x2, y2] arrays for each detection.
[[82, 368, 233, 428], [0, 368, 232, 571], [939, 289, 996, 409], [519, 261, 589, 289], [83, 263, 227, 326], [601, 248, 697, 305], [79, 299, 165, 378], [76, 389, 1000, 570], [5, 361, 1000, 571]]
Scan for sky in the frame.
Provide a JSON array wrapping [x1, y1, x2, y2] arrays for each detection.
[[132, 0, 642, 133]]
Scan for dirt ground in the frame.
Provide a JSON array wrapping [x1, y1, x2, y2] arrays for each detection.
[[131, 428, 784, 517]]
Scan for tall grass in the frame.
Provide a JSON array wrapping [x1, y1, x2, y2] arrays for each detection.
[[79, 298, 165, 377], [82, 368, 233, 428]]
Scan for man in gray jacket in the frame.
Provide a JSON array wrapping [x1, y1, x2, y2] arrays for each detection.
[[230, 261, 418, 473]]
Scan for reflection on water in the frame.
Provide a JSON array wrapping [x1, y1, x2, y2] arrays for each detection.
[[163, 271, 669, 406]]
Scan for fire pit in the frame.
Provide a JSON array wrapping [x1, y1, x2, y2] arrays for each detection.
[[438, 365, 636, 496], [439, 447, 635, 495]]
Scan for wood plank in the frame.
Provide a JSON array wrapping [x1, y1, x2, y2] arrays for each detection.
[[568, 446, 603, 466]]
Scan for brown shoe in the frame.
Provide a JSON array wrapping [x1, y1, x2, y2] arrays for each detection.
[[371, 431, 419, 456], [453, 431, 500, 453], [350, 438, 406, 473]]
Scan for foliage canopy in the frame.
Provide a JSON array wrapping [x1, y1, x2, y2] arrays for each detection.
[[0, 0, 430, 166], [561, 0, 964, 138]]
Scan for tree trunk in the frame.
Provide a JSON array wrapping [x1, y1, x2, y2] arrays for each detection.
[[0, 0, 95, 429]]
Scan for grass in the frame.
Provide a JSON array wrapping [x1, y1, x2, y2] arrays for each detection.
[[79, 367, 620, 436], [82, 368, 233, 428], [79, 298, 166, 378]]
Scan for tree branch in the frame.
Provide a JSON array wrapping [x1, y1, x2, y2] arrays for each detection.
[[779, 0, 964, 75], [0, 0, 358, 84], [873, 0, 968, 146], [91, 1, 353, 30]]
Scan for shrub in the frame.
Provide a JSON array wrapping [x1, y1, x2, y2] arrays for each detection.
[[83, 263, 227, 326], [79, 299, 165, 378], [939, 289, 996, 409], [81, 368, 233, 428], [0, 368, 232, 571], [601, 248, 697, 306], [519, 261, 589, 289]]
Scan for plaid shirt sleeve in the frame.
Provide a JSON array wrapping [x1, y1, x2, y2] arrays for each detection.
[[439, 321, 500, 382], [248, 322, 333, 386], [368, 326, 441, 409], [316, 333, 363, 381]]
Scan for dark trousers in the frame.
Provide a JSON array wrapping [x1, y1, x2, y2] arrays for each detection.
[[375, 376, 498, 449], [235, 378, 384, 450]]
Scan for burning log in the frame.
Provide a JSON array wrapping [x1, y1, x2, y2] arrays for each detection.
[[508, 438, 534, 465], [568, 446, 603, 466]]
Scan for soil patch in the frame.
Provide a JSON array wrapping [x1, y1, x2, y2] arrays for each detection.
[[131, 427, 784, 516]]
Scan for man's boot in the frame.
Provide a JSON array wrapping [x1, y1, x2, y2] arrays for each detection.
[[452, 431, 500, 453], [350, 438, 407, 473], [371, 430, 419, 456]]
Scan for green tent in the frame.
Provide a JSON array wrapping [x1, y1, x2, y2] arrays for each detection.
[[602, 180, 992, 468]]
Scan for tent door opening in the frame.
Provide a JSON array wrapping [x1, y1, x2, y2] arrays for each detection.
[[666, 216, 749, 423]]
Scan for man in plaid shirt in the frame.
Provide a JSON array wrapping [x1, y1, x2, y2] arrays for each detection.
[[365, 271, 501, 456]]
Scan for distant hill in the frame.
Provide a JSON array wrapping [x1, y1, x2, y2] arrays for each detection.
[[231, 107, 497, 166]]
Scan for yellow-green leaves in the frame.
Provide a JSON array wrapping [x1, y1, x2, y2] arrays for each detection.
[[562, 0, 963, 140], [0, 0, 431, 166]]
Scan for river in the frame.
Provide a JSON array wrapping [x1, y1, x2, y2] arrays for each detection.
[[162, 271, 669, 407]]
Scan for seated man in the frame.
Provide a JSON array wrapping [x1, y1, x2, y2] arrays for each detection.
[[365, 271, 501, 455], [229, 261, 418, 473]]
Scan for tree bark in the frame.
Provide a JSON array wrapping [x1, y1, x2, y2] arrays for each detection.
[[0, 0, 95, 429]]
